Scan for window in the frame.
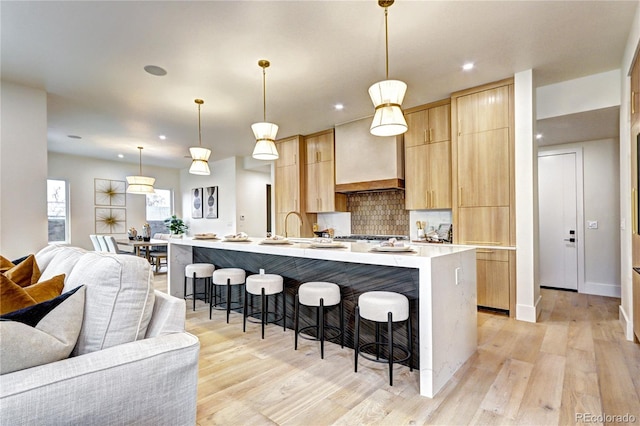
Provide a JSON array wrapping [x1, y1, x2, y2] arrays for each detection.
[[146, 189, 172, 221], [47, 179, 69, 243]]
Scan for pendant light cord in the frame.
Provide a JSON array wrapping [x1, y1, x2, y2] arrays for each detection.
[[384, 5, 389, 80], [138, 146, 143, 175], [262, 66, 267, 121], [198, 102, 202, 147]]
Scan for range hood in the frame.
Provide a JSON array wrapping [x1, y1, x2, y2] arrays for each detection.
[[334, 116, 404, 193]]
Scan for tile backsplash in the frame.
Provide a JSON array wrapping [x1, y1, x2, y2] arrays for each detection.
[[348, 190, 409, 235]]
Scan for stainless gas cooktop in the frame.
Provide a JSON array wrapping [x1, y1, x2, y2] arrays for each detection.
[[333, 234, 409, 242]]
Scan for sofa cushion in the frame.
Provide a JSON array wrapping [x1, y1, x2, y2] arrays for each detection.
[[0, 286, 85, 374], [34, 244, 67, 273], [4, 254, 40, 287], [38, 246, 85, 283], [64, 252, 155, 356]]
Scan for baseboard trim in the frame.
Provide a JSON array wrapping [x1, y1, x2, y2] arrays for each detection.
[[516, 294, 541, 323], [619, 305, 635, 341], [581, 281, 621, 298]]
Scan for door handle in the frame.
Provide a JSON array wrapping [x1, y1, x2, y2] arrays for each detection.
[[563, 238, 576, 243]]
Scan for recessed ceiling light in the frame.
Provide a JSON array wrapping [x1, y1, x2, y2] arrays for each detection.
[[118, 154, 124, 158], [334, 104, 344, 110], [67, 135, 82, 139], [144, 65, 167, 76], [462, 62, 474, 71], [159, 135, 166, 140], [536, 133, 543, 140]]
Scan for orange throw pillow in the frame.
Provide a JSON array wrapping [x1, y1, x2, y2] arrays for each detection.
[[0, 256, 14, 273], [0, 275, 37, 315], [3, 254, 41, 287], [24, 274, 65, 303]]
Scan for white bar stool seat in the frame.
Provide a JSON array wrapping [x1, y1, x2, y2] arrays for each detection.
[[355, 291, 412, 386], [210, 268, 246, 322], [184, 263, 215, 311], [295, 282, 344, 359], [243, 273, 285, 339]]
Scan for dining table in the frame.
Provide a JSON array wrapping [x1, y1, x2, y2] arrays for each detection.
[[116, 238, 168, 261]]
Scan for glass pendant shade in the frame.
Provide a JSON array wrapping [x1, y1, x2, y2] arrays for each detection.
[[189, 146, 211, 175], [368, 79, 408, 136], [251, 122, 279, 160], [126, 175, 155, 194]]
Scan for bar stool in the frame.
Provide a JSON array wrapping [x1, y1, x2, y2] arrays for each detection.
[[210, 268, 246, 322], [184, 263, 215, 311], [243, 272, 285, 339], [294, 282, 344, 359], [354, 291, 412, 386]]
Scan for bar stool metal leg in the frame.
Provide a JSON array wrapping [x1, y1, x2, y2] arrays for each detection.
[[388, 311, 394, 386], [319, 298, 325, 359], [354, 305, 360, 373], [294, 294, 300, 350]]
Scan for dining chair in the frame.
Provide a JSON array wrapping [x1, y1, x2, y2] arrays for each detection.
[[89, 234, 102, 251], [97, 235, 109, 252]]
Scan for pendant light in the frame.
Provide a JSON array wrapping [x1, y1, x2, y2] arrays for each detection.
[[189, 99, 211, 175], [126, 146, 155, 194], [368, 0, 408, 137], [251, 59, 279, 160]]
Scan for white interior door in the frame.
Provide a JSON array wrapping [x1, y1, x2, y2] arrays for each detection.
[[538, 151, 580, 290]]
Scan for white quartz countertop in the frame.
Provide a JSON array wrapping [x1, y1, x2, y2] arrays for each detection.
[[169, 237, 475, 268]]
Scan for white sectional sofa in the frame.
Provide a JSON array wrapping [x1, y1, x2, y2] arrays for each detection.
[[0, 245, 200, 425]]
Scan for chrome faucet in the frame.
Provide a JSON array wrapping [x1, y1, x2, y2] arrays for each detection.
[[284, 211, 303, 238]]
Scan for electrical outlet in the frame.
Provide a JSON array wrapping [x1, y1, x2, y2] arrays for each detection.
[[587, 220, 598, 229], [455, 267, 462, 285]]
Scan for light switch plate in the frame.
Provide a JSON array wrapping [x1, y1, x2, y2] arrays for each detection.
[[587, 220, 598, 229]]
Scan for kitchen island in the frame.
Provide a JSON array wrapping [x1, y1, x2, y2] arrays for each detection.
[[168, 237, 477, 398]]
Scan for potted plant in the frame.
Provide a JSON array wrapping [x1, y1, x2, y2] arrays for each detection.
[[165, 215, 188, 237]]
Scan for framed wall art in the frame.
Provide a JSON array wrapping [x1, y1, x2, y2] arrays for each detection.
[[94, 178, 126, 206], [205, 186, 218, 219], [95, 207, 126, 234], [192, 187, 203, 219]]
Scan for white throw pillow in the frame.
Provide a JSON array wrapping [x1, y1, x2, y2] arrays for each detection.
[[64, 252, 155, 356]]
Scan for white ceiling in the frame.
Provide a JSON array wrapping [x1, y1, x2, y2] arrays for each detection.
[[2, 1, 637, 169]]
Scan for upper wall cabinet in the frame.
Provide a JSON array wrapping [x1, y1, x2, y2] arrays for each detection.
[[304, 129, 346, 213], [404, 100, 452, 210], [274, 135, 315, 237]]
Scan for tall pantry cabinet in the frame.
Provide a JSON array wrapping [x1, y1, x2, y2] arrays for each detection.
[[274, 135, 315, 238], [451, 78, 516, 314]]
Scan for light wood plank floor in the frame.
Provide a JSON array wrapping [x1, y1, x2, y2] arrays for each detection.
[[153, 275, 640, 425]]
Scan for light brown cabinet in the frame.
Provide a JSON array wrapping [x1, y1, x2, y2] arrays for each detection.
[[304, 129, 346, 213], [274, 135, 315, 237], [452, 79, 515, 314], [404, 101, 452, 210]]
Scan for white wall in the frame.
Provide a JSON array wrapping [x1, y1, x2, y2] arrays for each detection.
[[236, 158, 271, 237], [515, 69, 540, 322], [1, 81, 48, 259], [619, 3, 640, 340], [540, 138, 621, 297], [180, 156, 271, 237], [48, 152, 181, 250], [537, 70, 621, 120]]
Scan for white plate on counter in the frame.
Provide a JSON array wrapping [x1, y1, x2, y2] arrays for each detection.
[[260, 239, 291, 245], [370, 245, 415, 252], [310, 242, 346, 249], [223, 237, 250, 242], [193, 233, 218, 240]]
